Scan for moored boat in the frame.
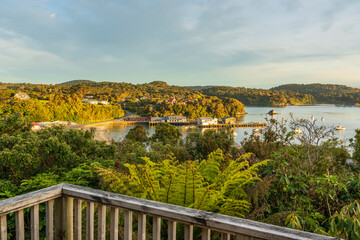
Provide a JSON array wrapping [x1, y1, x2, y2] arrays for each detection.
[[335, 125, 345, 131]]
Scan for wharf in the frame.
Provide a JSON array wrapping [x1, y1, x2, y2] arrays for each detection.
[[198, 122, 267, 128]]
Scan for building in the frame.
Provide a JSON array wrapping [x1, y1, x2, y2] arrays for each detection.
[[31, 122, 42, 131], [185, 98, 197, 103], [123, 117, 150, 121], [87, 99, 99, 105], [14, 92, 30, 100], [150, 117, 166, 123], [166, 116, 187, 123], [221, 117, 236, 124], [98, 100, 110, 105], [167, 98, 176, 104], [197, 117, 218, 125]]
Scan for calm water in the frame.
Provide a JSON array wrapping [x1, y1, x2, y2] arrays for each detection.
[[107, 105, 360, 144]]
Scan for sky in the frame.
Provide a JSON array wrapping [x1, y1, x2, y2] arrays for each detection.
[[1, 0, 360, 88]]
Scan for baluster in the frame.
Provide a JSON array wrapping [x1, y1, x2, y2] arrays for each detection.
[[168, 220, 176, 240], [15, 210, 24, 240], [124, 210, 132, 240], [235, 235, 255, 240], [137, 213, 146, 240], [74, 199, 82, 240], [97, 204, 106, 240], [31, 204, 39, 240], [46, 201, 54, 240], [64, 197, 74, 240], [152, 217, 161, 240], [201, 228, 210, 240], [86, 202, 94, 240], [184, 224, 193, 240], [110, 207, 119, 240], [221, 233, 231, 240], [54, 198, 63, 240], [0, 215, 6, 240]]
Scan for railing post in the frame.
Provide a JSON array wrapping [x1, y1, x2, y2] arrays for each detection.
[[15, 210, 24, 240], [168, 220, 176, 240], [110, 207, 119, 240], [0, 215, 6, 240], [31, 204, 40, 240], [124, 210, 132, 240], [153, 217, 161, 240], [46, 201, 54, 240], [221, 233, 231, 240], [97, 204, 106, 240], [74, 199, 82, 240], [55, 196, 73, 240], [184, 224, 193, 240], [55, 198, 64, 239], [137, 213, 146, 240], [202, 228, 210, 240], [86, 202, 94, 240]]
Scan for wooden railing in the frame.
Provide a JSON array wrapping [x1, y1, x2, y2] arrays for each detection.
[[0, 184, 338, 240]]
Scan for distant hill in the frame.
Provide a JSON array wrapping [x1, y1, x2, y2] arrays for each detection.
[[186, 85, 220, 90], [200, 86, 314, 106], [59, 80, 96, 85], [272, 84, 360, 105]]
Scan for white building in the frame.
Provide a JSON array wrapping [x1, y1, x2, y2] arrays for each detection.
[[166, 116, 187, 123], [197, 117, 218, 126]]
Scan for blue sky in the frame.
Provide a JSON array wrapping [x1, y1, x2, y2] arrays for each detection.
[[1, 0, 360, 88]]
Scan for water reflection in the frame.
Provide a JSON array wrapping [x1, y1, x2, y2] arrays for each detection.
[[107, 105, 360, 144]]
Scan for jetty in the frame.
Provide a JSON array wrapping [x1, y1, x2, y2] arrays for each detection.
[[198, 122, 267, 128]]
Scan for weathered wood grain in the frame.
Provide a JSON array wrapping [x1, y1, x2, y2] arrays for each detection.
[[137, 213, 146, 240], [15, 210, 24, 240], [97, 204, 106, 240], [168, 220, 176, 240], [86, 202, 94, 240], [31, 204, 39, 240], [62, 184, 335, 240], [0, 184, 62, 215], [0, 215, 6, 240], [110, 207, 119, 240], [46, 200, 54, 240]]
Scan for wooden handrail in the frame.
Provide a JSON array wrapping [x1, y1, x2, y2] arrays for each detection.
[[62, 184, 337, 240], [0, 183, 339, 240]]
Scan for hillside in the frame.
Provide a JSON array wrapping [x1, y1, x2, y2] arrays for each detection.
[[200, 86, 315, 106], [0, 81, 246, 121], [272, 84, 360, 105], [59, 79, 96, 85]]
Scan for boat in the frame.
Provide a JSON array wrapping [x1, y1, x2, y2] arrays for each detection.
[[268, 110, 278, 115], [252, 127, 260, 133], [335, 125, 346, 131], [294, 128, 302, 134]]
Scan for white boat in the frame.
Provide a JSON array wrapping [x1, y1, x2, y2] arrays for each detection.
[[335, 125, 345, 131], [295, 128, 302, 134], [252, 128, 260, 133]]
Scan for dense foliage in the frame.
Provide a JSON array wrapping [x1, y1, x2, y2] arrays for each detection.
[[1, 114, 360, 239], [272, 84, 360, 105], [0, 81, 245, 121], [200, 86, 315, 106]]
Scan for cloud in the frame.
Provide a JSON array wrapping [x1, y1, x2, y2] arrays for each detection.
[[0, 0, 360, 86]]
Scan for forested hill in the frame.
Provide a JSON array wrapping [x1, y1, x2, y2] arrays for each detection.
[[0, 81, 246, 122], [59, 79, 96, 85], [272, 84, 360, 105], [200, 86, 315, 106]]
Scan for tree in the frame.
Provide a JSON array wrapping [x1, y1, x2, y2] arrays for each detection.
[[151, 123, 182, 145], [125, 126, 149, 143]]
